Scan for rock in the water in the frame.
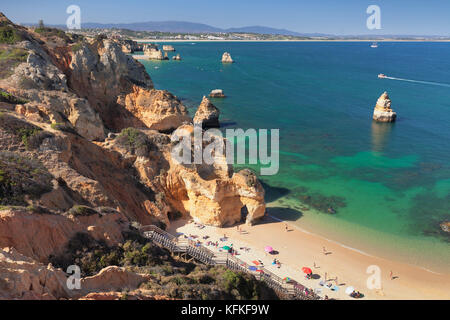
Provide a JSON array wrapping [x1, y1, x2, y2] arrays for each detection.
[[209, 89, 226, 98], [441, 221, 450, 233], [222, 52, 234, 63], [172, 54, 182, 61], [163, 45, 175, 52], [194, 96, 220, 128], [373, 92, 397, 122], [143, 44, 165, 60]]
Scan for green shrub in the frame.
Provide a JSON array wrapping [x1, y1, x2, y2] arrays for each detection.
[[0, 89, 28, 104], [0, 26, 23, 44], [0, 48, 28, 78], [34, 27, 68, 40], [117, 128, 152, 156], [71, 42, 84, 53], [0, 151, 53, 206], [68, 205, 99, 217]]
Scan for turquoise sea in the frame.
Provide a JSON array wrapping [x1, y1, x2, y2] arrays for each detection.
[[140, 42, 450, 273]]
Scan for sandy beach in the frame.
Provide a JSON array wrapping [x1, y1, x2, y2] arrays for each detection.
[[168, 216, 450, 300]]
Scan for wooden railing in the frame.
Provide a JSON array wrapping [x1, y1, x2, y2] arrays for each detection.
[[139, 225, 321, 300]]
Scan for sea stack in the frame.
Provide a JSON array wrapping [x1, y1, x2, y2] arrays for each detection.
[[373, 92, 397, 123], [173, 54, 182, 61], [194, 96, 221, 128], [209, 89, 226, 98], [222, 52, 234, 63], [143, 45, 165, 60], [163, 45, 175, 52]]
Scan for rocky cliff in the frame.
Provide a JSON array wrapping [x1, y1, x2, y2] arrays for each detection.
[[373, 91, 397, 122], [193, 96, 220, 128], [0, 13, 267, 300]]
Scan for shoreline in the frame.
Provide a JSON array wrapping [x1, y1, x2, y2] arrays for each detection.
[[168, 216, 450, 300], [133, 39, 450, 43]]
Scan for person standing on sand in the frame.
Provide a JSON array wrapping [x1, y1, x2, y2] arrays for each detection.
[[390, 270, 393, 280], [322, 247, 327, 255], [285, 224, 288, 232]]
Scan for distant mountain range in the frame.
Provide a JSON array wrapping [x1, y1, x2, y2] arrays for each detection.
[[25, 20, 331, 37], [23, 20, 449, 38]]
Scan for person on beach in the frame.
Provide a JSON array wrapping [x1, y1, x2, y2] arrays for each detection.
[[285, 224, 288, 232], [322, 246, 327, 255]]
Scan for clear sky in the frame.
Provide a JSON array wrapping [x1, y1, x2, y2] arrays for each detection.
[[2, 0, 449, 35]]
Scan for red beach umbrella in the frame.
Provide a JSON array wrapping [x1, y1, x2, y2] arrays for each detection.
[[302, 267, 313, 275]]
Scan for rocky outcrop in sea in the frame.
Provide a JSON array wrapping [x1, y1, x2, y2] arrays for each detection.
[[373, 91, 397, 122], [194, 96, 220, 128], [222, 52, 234, 63]]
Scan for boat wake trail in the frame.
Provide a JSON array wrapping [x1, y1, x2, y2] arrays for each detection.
[[384, 76, 450, 88]]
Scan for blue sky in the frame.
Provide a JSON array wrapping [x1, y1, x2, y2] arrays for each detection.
[[2, 0, 449, 35]]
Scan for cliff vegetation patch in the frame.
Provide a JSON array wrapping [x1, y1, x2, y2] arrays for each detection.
[[0, 25, 24, 44], [0, 151, 53, 206], [0, 47, 28, 78], [0, 113, 51, 149]]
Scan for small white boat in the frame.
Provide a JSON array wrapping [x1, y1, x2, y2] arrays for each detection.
[[371, 42, 379, 48], [378, 73, 387, 79]]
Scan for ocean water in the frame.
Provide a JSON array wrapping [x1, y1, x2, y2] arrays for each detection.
[[140, 42, 450, 272]]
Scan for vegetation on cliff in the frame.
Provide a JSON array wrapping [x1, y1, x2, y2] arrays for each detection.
[[0, 48, 28, 78], [0, 151, 53, 206], [50, 230, 278, 300]]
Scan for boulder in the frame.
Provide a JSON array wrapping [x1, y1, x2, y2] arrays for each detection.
[[209, 89, 226, 98]]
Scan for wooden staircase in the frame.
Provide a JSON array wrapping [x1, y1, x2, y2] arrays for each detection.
[[139, 225, 321, 300]]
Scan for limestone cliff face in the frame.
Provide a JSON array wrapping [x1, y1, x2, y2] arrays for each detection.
[[193, 96, 220, 128], [103, 125, 266, 227], [0, 248, 153, 300], [161, 125, 265, 227], [68, 39, 189, 132], [0, 12, 269, 299], [373, 92, 397, 122], [0, 20, 106, 141], [117, 86, 191, 132], [0, 247, 70, 300], [0, 209, 130, 262]]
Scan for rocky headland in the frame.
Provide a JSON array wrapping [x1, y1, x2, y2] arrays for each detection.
[[0, 13, 269, 300]]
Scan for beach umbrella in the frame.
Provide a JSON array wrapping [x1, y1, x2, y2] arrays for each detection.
[[345, 286, 355, 295], [222, 246, 232, 251], [264, 246, 274, 253], [302, 267, 313, 275], [252, 260, 260, 266], [283, 277, 291, 282], [248, 266, 258, 271]]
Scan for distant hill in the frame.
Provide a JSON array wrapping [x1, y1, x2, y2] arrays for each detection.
[[224, 26, 330, 37], [81, 21, 224, 33], [25, 20, 318, 36], [22, 20, 448, 39]]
